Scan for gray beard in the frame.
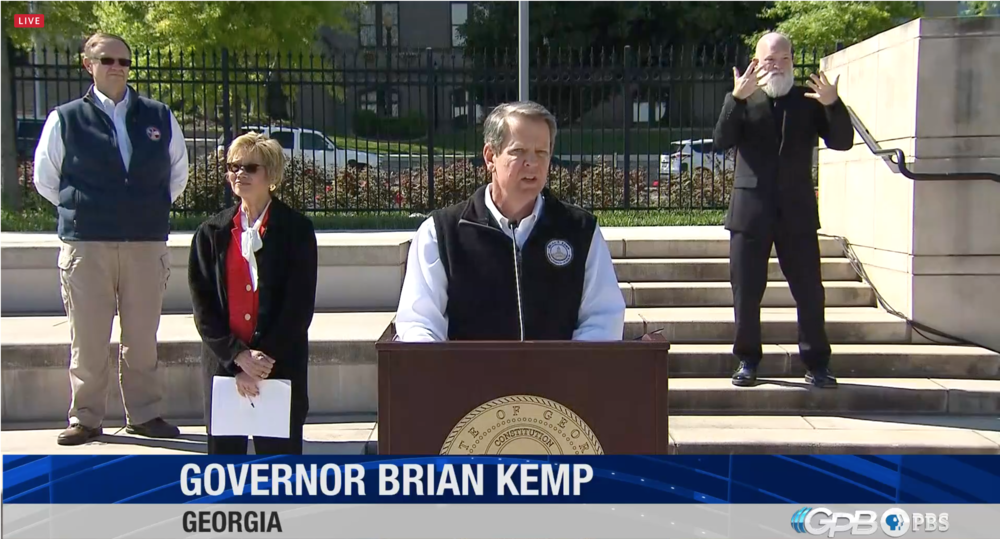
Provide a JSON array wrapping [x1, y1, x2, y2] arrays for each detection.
[[760, 73, 795, 98]]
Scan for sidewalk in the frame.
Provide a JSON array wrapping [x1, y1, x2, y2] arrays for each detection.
[[3, 415, 998, 455], [1, 416, 377, 455]]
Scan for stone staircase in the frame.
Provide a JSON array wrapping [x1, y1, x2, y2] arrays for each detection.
[[602, 229, 1000, 453], [2, 228, 999, 454]]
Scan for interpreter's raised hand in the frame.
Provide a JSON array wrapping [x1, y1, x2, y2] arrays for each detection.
[[732, 59, 760, 100], [235, 372, 260, 398], [234, 349, 274, 379], [805, 71, 841, 106]]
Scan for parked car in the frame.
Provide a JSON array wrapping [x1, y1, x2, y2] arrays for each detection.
[[659, 138, 734, 176], [218, 126, 382, 170]]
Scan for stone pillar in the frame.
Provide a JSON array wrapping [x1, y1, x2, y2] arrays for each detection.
[[818, 17, 1000, 352]]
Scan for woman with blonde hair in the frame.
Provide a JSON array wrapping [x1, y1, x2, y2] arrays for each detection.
[[188, 132, 317, 454]]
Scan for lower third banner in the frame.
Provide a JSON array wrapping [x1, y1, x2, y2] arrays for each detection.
[[3, 455, 999, 538]]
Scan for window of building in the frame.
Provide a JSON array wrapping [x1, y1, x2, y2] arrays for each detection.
[[360, 89, 400, 118], [359, 2, 400, 48], [451, 2, 469, 48]]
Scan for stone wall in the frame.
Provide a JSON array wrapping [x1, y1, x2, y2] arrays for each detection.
[[818, 17, 1000, 351]]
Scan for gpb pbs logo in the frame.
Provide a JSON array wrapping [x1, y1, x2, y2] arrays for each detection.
[[791, 507, 949, 537]]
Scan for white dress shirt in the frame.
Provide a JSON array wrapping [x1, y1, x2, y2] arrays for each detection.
[[32, 86, 189, 207], [394, 184, 626, 342]]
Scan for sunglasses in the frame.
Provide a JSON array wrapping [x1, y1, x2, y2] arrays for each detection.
[[227, 162, 262, 174], [91, 57, 132, 67]]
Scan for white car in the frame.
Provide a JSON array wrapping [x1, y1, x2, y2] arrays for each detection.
[[219, 126, 382, 170], [659, 139, 734, 176]]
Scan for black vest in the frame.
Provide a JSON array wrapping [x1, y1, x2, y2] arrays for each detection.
[[432, 185, 597, 340], [55, 85, 174, 241]]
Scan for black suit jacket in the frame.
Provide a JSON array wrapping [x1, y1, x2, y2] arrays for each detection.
[[713, 86, 854, 234], [188, 197, 318, 425]]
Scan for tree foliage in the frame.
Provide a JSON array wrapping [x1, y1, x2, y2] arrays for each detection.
[[3, 1, 354, 53], [961, 1, 1000, 15], [89, 1, 355, 55], [745, 1, 923, 52], [1, 1, 95, 48], [4, 2, 356, 129]]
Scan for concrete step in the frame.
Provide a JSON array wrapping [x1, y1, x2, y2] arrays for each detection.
[[614, 257, 859, 282], [6, 310, 990, 423], [621, 281, 874, 308], [668, 415, 1000, 454], [667, 344, 1000, 379], [668, 378, 1000, 415], [0, 231, 413, 316], [624, 306, 910, 342], [0, 313, 393, 423], [603, 227, 846, 259]]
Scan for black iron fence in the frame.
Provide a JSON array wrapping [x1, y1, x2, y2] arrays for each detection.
[[8, 41, 825, 214]]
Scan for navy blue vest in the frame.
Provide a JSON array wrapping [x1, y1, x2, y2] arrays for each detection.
[[432, 185, 596, 340], [55, 86, 173, 241]]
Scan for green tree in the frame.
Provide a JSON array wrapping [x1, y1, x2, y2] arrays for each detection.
[[3, 2, 356, 130], [91, 1, 354, 56], [95, 1, 356, 130], [746, 1, 923, 52], [3, 1, 354, 57], [962, 1, 1000, 15], [1, 2, 95, 48]]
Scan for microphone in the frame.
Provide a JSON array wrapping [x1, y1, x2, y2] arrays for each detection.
[[509, 220, 525, 342]]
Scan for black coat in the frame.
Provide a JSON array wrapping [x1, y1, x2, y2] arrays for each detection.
[[188, 197, 318, 426], [713, 86, 854, 234]]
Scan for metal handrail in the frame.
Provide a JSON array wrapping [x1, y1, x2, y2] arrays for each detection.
[[846, 105, 1000, 183], [830, 106, 1000, 354]]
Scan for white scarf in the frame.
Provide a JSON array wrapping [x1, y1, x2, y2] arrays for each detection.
[[240, 201, 271, 292]]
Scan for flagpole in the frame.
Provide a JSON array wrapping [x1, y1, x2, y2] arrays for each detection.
[[518, 1, 529, 101]]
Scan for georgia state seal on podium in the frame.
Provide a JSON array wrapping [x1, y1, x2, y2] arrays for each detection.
[[440, 395, 605, 455]]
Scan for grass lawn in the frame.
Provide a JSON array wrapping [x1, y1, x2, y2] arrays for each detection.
[[2, 208, 725, 233], [331, 127, 714, 155]]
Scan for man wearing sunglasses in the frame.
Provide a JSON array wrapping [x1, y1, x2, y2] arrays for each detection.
[[33, 32, 189, 446]]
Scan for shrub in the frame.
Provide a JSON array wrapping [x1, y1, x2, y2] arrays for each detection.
[[547, 164, 650, 209], [182, 156, 401, 212], [396, 160, 490, 212], [12, 160, 54, 213], [176, 158, 734, 214], [353, 110, 427, 140], [179, 155, 229, 212], [659, 168, 735, 209]]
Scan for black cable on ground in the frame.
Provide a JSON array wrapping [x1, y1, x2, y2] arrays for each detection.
[[817, 232, 1000, 355]]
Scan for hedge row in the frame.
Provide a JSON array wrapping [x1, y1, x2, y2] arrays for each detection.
[[14, 158, 737, 214]]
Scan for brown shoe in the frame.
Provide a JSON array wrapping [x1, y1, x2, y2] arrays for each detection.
[[57, 424, 103, 446], [125, 417, 180, 439]]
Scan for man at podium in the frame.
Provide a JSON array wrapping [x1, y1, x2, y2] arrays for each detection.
[[394, 101, 626, 342]]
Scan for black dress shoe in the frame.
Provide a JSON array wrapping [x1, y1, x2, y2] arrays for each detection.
[[57, 424, 102, 446], [805, 368, 838, 388], [731, 361, 758, 387], [126, 418, 180, 439]]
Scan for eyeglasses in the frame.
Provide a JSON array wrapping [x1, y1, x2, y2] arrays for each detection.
[[91, 57, 132, 67], [227, 162, 262, 174]]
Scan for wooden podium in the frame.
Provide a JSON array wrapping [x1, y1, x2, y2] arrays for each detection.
[[374, 341, 670, 455]]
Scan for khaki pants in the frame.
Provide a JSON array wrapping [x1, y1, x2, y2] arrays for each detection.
[[59, 240, 170, 428]]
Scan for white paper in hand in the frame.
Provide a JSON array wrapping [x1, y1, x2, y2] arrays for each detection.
[[210, 376, 292, 438]]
